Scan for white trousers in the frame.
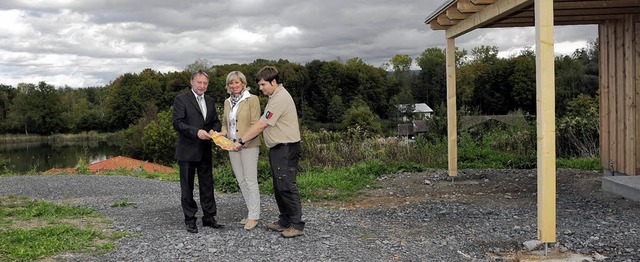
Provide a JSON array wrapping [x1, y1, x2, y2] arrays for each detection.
[[229, 147, 261, 220]]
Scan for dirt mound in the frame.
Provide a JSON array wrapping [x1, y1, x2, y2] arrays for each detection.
[[316, 168, 602, 210]]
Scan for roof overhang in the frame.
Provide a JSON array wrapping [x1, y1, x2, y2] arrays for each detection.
[[425, 0, 640, 38]]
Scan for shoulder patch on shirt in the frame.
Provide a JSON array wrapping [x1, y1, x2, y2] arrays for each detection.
[[265, 111, 273, 119]]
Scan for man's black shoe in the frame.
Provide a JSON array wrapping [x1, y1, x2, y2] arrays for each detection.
[[203, 220, 224, 229], [186, 223, 198, 233]]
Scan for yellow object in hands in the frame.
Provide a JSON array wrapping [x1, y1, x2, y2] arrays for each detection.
[[211, 132, 235, 151]]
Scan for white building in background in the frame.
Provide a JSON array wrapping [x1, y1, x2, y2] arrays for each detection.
[[396, 103, 434, 122]]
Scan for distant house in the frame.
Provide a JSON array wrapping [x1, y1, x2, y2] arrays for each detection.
[[396, 103, 434, 122], [397, 120, 429, 139]]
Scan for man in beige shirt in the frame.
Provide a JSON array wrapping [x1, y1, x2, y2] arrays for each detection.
[[232, 66, 304, 238]]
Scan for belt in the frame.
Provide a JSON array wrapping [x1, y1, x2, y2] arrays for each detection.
[[273, 142, 300, 148]]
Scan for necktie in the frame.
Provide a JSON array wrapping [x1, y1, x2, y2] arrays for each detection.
[[197, 96, 207, 119]]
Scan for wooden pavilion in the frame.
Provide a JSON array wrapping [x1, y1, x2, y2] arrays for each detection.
[[425, 0, 640, 245]]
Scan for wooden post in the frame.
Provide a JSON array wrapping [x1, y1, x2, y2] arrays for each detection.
[[535, 0, 556, 243], [624, 15, 636, 176], [636, 20, 640, 176], [446, 37, 458, 177], [598, 23, 609, 171]]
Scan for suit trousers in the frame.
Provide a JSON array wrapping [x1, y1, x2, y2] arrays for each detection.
[[229, 147, 261, 220], [178, 160, 217, 224], [268, 142, 304, 230]]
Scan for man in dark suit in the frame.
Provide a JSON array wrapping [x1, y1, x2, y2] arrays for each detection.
[[172, 70, 223, 233]]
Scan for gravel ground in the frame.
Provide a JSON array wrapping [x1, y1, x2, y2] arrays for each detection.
[[0, 169, 639, 262]]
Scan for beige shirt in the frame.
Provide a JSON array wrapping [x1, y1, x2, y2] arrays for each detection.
[[261, 85, 300, 148]]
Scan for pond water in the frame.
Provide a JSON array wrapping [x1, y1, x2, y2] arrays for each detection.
[[0, 140, 121, 173]]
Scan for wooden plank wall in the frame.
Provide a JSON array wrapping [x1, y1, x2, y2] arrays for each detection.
[[599, 15, 640, 176]]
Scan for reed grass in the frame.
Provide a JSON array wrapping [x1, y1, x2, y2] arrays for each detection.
[[0, 132, 109, 143]]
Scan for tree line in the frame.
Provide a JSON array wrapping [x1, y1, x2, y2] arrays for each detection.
[[0, 41, 598, 137]]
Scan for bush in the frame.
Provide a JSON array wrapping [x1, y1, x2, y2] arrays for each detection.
[[142, 109, 177, 165], [557, 94, 599, 158], [457, 112, 537, 169]]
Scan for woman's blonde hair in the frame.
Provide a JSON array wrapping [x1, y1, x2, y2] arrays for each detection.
[[225, 71, 249, 94]]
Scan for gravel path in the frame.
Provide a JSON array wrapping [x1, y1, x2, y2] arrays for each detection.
[[1, 171, 639, 262]]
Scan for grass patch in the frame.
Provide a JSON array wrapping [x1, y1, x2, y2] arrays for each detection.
[[0, 195, 122, 261], [110, 199, 136, 208], [258, 160, 426, 202], [100, 168, 179, 182], [557, 157, 601, 171]]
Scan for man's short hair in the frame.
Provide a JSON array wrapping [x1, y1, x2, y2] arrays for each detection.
[[191, 70, 209, 80], [255, 66, 279, 83]]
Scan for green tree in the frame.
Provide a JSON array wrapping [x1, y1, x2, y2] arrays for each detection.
[[472, 59, 515, 114], [572, 40, 599, 97], [314, 61, 345, 123], [105, 69, 164, 131], [0, 84, 15, 133], [185, 58, 214, 73], [509, 49, 536, 115], [470, 45, 499, 64], [162, 71, 191, 109], [7, 84, 34, 134], [416, 48, 446, 107], [344, 57, 389, 118], [35, 82, 67, 134], [327, 95, 345, 124], [85, 86, 108, 124], [555, 55, 585, 116], [389, 54, 412, 72], [142, 108, 177, 165], [105, 73, 144, 130], [389, 88, 415, 121], [342, 98, 382, 135], [8, 82, 66, 134], [302, 59, 327, 123]]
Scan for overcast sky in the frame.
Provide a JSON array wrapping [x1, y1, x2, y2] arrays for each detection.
[[0, 0, 597, 88]]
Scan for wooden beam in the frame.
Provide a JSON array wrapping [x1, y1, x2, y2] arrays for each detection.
[[507, 3, 640, 17], [457, 0, 484, 13], [446, 6, 471, 20], [554, 0, 640, 10], [438, 15, 458, 26], [430, 20, 449, 30], [493, 14, 627, 26], [554, 7, 640, 16], [446, 0, 533, 38], [472, 0, 496, 4], [446, 37, 458, 178], [625, 15, 636, 175], [535, 0, 556, 244], [636, 20, 640, 176], [486, 20, 604, 28], [617, 20, 626, 174], [599, 23, 610, 169], [609, 21, 618, 174]]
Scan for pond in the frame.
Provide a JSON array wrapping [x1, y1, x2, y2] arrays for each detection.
[[0, 140, 121, 173]]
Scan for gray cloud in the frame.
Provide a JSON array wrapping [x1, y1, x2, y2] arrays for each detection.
[[0, 0, 598, 87]]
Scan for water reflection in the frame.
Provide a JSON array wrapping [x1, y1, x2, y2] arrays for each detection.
[[0, 141, 121, 173]]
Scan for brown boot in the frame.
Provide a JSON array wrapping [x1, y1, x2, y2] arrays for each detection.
[[281, 227, 304, 238], [266, 222, 286, 232]]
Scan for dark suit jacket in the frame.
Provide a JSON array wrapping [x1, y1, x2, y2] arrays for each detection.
[[172, 90, 221, 162]]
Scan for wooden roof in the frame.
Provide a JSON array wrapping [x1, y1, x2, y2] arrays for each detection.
[[425, 0, 640, 38]]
